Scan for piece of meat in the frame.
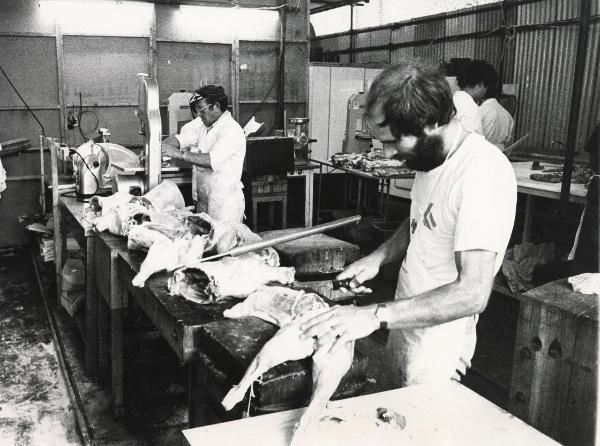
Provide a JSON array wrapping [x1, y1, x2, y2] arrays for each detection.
[[289, 340, 355, 446], [221, 322, 315, 411], [189, 212, 263, 254], [127, 224, 172, 251], [132, 235, 207, 287], [224, 287, 328, 326], [167, 256, 295, 303]]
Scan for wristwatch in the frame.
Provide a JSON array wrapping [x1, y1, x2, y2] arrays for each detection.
[[374, 303, 391, 330]]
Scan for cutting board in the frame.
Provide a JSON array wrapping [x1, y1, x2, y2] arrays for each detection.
[[196, 318, 369, 417], [260, 229, 360, 277]]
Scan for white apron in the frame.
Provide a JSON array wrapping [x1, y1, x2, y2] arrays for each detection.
[[195, 166, 244, 223]]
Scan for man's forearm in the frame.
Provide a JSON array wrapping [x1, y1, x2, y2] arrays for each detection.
[[180, 151, 212, 169], [368, 250, 496, 330], [370, 218, 410, 266], [383, 279, 488, 329]]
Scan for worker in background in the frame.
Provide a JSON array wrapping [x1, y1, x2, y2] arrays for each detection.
[[453, 65, 484, 135], [464, 60, 515, 151], [161, 85, 246, 223], [299, 62, 517, 386]]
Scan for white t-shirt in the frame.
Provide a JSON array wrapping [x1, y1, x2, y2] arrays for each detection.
[[175, 110, 246, 222], [393, 130, 517, 385], [453, 91, 483, 135], [480, 98, 515, 151]]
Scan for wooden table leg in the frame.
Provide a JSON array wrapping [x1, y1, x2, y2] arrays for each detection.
[[111, 252, 125, 417], [98, 299, 110, 382], [304, 171, 314, 227], [85, 236, 98, 378], [111, 307, 125, 417], [522, 194, 534, 243]]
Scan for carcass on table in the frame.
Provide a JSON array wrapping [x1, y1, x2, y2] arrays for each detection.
[[221, 287, 356, 445], [167, 256, 295, 303]]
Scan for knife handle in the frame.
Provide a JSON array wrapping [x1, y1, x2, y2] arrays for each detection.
[[331, 278, 353, 290]]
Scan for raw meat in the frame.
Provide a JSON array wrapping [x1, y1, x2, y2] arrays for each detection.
[[289, 340, 355, 446], [127, 224, 172, 251], [224, 286, 328, 327], [192, 212, 262, 254], [221, 322, 315, 411], [167, 256, 295, 303], [131, 235, 207, 287]]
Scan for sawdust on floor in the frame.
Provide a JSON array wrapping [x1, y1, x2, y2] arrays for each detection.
[[0, 247, 81, 446]]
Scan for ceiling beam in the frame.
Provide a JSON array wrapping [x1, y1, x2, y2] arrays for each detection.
[[311, 0, 367, 14]]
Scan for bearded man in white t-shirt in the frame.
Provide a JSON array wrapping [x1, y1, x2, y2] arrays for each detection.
[[300, 62, 517, 386]]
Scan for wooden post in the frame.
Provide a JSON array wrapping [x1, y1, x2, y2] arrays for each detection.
[[231, 27, 240, 122], [49, 139, 62, 307]]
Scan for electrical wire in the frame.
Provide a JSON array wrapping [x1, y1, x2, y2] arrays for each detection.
[[0, 64, 46, 136], [77, 92, 100, 141]]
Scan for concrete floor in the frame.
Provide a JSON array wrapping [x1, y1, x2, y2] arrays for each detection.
[[0, 247, 80, 446]]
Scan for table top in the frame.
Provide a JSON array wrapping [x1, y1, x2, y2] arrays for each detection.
[[58, 195, 95, 237], [111, 157, 192, 174], [292, 160, 320, 173], [311, 158, 414, 180], [183, 381, 559, 446], [118, 250, 235, 363], [390, 161, 588, 203], [523, 277, 598, 322], [511, 161, 587, 202]]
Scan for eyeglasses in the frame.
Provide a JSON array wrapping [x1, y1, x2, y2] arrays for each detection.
[[197, 103, 211, 114]]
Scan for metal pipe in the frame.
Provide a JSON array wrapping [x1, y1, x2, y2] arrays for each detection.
[[559, 0, 592, 254], [201, 214, 361, 262]]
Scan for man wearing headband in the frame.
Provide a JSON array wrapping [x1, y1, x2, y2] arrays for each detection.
[[162, 85, 246, 223]]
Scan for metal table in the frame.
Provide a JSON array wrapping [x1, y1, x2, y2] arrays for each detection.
[[288, 161, 320, 227], [310, 158, 414, 221]]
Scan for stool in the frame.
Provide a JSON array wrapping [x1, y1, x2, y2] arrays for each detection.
[[250, 175, 287, 232]]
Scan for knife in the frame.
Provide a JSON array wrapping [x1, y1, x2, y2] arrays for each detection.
[[293, 278, 366, 303]]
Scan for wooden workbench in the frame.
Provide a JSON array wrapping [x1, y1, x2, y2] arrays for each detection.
[[93, 231, 128, 416], [118, 250, 376, 427], [183, 381, 560, 446], [508, 277, 598, 445], [190, 317, 371, 426], [57, 196, 98, 377]]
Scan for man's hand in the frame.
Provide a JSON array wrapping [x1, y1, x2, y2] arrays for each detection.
[[299, 305, 378, 352], [161, 143, 182, 160], [335, 253, 383, 294]]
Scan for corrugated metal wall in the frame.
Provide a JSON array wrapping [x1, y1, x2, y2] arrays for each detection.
[[313, 0, 600, 155]]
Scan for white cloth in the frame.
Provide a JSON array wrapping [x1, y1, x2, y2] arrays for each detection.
[[393, 130, 517, 385], [480, 98, 515, 151], [0, 157, 6, 198], [175, 110, 246, 223], [453, 91, 483, 135], [178, 117, 202, 200], [568, 273, 600, 296]]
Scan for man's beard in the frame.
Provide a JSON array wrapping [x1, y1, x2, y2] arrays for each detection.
[[394, 134, 446, 172]]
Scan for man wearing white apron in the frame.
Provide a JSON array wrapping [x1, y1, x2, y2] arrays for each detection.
[[300, 62, 517, 386], [162, 85, 246, 223]]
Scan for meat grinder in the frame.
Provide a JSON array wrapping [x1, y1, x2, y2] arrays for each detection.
[[287, 117, 316, 162]]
